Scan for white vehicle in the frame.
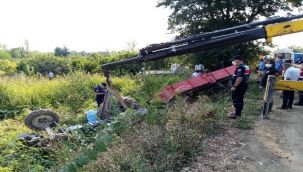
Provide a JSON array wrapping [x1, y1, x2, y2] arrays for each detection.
[[273, 48, 294, 62]]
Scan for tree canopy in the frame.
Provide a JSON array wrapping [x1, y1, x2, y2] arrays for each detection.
[[157, 0, 303, 67], [0, 51, 12, 60], [54, 46, 70, 57]]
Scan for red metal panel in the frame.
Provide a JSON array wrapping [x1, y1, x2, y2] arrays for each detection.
[[188, 75, 209, 87], [159, 65, 237, 102]]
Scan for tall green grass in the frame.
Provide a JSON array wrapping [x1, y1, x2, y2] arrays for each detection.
[[0, 73, 137, 119], [0, 73, 185, 171], [0, 73, 263, 172]]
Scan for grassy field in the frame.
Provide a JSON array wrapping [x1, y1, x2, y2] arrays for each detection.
[[0, 73, 186, 171], [0, 73, 263, 171]]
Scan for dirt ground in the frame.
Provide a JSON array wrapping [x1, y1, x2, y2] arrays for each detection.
[[184, 93, 303, 172], [239, 93, 303, 172]]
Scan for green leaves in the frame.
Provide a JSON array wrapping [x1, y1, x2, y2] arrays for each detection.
[[0, 59, 16, 75], [59, 135, 111, 172], [53, 72, 95, 115], [0, 51, 12, 60]]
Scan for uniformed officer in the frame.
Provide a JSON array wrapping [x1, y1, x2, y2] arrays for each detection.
[[229, 55, 249, 119]]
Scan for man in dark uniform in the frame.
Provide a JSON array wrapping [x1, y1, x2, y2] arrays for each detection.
[[94, 82, 107, 107], [229, 55, 249, 119]]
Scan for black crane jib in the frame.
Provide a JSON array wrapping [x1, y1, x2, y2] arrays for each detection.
[[101, 13, 303, 81]]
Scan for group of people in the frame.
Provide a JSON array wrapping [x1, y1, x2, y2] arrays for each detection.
[[229, 54, 303, 119], [259, 55, 303, 110], [258, 55, 284, 74]]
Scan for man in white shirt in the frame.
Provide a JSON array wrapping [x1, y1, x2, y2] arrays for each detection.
[[278, 61, 301, 109], [48, 71, 54, 80], [294, 62, 303, 106], [195, 63, 204, 73], [192, 72, 199, 77], [284, 65, 300, 81]]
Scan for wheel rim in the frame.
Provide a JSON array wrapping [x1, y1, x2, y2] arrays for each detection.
[[31, 114, 57, 129]]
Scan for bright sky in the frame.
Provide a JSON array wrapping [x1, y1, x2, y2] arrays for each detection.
[[0, 0, 303, 52]]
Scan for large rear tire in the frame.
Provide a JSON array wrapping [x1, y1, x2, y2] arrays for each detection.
[[25, 109, 60, 131]]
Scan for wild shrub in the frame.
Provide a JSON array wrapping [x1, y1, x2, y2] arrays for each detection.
[[0, 59, 17, 75], [52, 72, 95, 115], [84, 96, 220, 171], [0, 84, 25, 119]]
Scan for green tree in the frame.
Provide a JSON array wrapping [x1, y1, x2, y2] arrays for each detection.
[[289, 45, 303, 53], [16, 60, 34, 75], [0, 59, 17, 75], [0, 51, 12, 59], [10, 48, 23, 58], [54, 46, 70, 57], [157, 0, 302, 67], [27, 55, 69, 75]]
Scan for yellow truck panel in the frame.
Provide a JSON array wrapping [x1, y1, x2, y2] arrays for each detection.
[[265, 19, 303, 38], [274, 80, 303, 91]]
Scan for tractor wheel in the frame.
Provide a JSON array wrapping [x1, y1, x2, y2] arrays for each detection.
[[25, 109, 59, 131]]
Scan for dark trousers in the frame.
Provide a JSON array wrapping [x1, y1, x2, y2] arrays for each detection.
[[97, 99, 104, 107], [232, 84, 248, 116], [282, 90, 294, 108]]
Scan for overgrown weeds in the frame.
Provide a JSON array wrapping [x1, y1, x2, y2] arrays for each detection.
[[0, 74, 263, 171], [0, 74, 136, 120], [83, 95, 225, 172]]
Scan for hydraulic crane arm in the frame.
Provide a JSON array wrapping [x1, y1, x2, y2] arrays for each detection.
[[100, 14, 303, 112], [101, 14, 303, 82]]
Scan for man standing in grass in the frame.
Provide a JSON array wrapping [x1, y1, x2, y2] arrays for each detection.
[[94, 82, 107, 107], [48, 71, 54, 80], [229, 55, 249, 119]]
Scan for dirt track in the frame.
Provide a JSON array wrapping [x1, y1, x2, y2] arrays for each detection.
[[239, 94, 303, 172], [185, 93, 303, 172]]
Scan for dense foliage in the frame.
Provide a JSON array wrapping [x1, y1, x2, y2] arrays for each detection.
[[0, 48, 189, 78], [0, 74, 137, 119], [0, 73, 185, 171], [0, 60, 16, 75]]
